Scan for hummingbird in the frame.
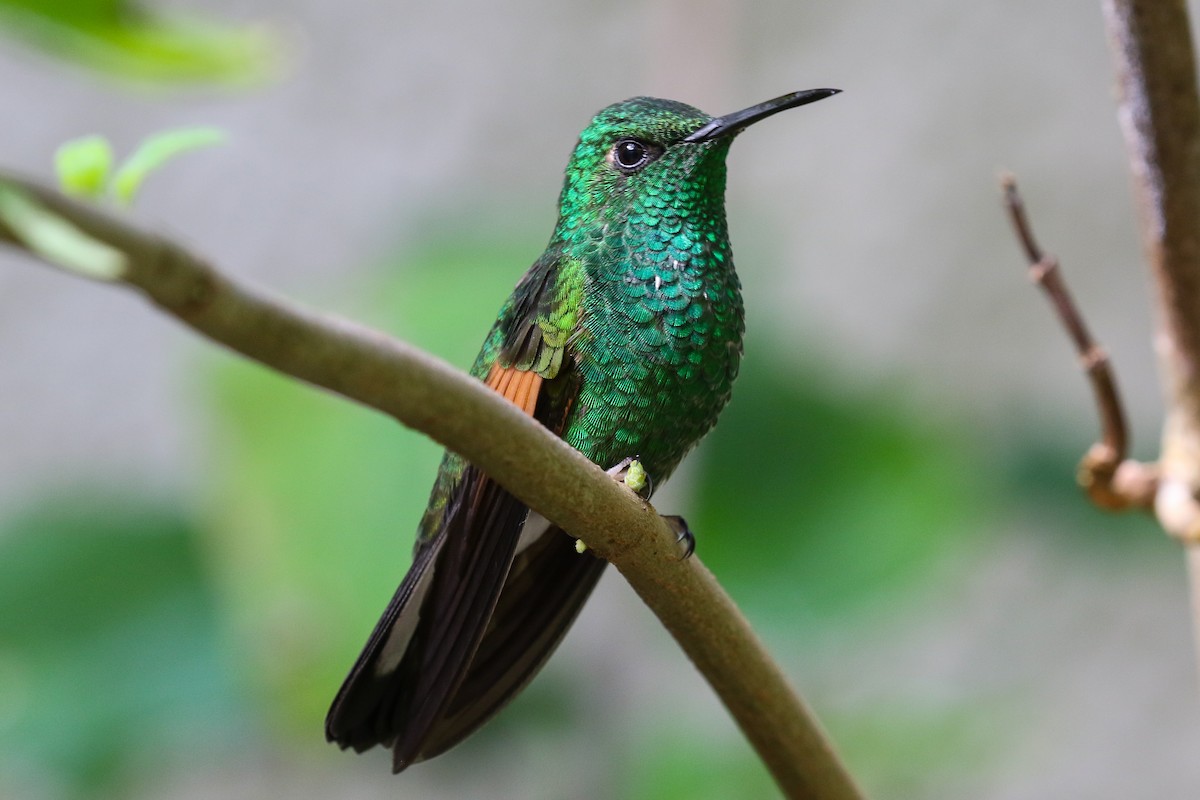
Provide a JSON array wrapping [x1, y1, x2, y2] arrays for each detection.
[[325, 88, 840, 772]]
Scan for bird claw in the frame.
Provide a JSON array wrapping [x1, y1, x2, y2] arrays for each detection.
[[663, 515, 695, 560]]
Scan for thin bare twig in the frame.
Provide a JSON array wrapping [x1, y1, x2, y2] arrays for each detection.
[[1001, 173, 1157, 511], [0, 171, 864, 800]]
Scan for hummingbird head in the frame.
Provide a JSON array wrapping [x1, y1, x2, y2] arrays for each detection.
[[554, 89, 839, 242]]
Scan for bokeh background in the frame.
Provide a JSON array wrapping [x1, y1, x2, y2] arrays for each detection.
[[2, 1, 1199, 798]]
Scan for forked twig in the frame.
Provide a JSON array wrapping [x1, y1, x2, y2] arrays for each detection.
[[1001, 173, 1157, 512]]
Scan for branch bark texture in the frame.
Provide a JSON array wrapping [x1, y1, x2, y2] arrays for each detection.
[[1104, 0, 1200, 541], [0, 172, 863, 800], [1102, 0, 1200, 667]]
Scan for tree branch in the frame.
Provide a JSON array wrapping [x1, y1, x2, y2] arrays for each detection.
[[1000, 174, 1157, 511], [0, 171, 864, 800], [1101, 0, 1200, 668]]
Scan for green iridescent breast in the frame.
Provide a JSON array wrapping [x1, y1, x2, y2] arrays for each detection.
[[562, 195, 743, 483]]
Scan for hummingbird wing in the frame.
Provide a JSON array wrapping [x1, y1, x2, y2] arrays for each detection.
[[326, 254, 606, 771]]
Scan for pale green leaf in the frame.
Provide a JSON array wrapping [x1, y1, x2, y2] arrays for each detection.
[[0, 184, 126, 280], [112, 127, 227, 206], [54, 134, 114, 198]]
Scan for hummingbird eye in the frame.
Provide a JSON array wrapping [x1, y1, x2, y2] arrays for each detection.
[[612, 138, 655, 172]]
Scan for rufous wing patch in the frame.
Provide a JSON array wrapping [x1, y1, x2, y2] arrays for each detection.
[[485, 363, 544, 417]]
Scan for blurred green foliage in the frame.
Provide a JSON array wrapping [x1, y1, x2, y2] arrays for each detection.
[[692, 361, 986, 629], [0, 499, 251, 799], [626, 727, 778, 800], [0, 0, 280, 85]]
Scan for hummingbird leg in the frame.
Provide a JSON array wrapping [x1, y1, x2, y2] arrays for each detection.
[[600, 460, 686, 558], [662, 515, 695, 560], [577, 457, 654, 554], [604, 456, 635, 478]]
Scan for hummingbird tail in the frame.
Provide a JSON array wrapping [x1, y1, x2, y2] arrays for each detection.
[[410, 521, 606, 762], [324, 464, 527, 763], [324, 464, 606, 771]]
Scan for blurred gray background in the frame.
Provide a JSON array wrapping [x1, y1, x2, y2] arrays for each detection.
[[1, 1, 1197, 798]]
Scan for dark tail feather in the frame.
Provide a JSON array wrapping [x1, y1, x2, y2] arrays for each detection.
[[323, 532, 444, 753], [414, 526, 606, 760], [324, 466, 606, 772], [324, 465, 528, 766]]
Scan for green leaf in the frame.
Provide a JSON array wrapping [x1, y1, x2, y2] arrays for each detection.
[[0, 183, 125, 280], [111, 126, 226, 205], [0, 2, 283, 87], [54, 134, 113, 198]]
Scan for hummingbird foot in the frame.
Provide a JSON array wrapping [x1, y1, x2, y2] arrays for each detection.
[[576, 458, 655, 554], [604, 457, 652, 496], [663, 515, 695, 560]]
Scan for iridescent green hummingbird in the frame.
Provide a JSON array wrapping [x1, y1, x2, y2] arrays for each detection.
[[325, 88, 839, 772]]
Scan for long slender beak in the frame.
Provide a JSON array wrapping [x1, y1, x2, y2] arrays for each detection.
[[682, 88, 841, 143]]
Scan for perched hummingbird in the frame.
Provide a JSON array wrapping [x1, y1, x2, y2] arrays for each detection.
[[325, 88, 839, 772]]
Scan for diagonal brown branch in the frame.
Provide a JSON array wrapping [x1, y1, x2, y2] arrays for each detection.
[[1000, 174, 1157, 511], [0, 171, 864, 800]]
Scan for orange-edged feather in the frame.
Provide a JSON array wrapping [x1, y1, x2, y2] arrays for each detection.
[[485, 363, 544, 417]]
